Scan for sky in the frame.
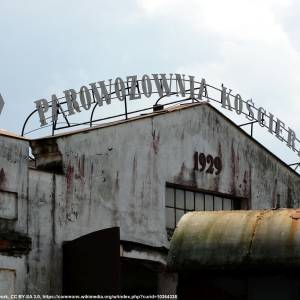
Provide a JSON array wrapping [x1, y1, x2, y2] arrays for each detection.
[[0, 0, 299, 168]]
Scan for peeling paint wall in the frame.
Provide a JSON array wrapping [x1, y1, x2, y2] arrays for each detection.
[[0, 134, 29, 293], [26, 104, 300, 293], [27, 170, 63, 293], [0, 135, 28, 232], [53, 105, 300, 241]]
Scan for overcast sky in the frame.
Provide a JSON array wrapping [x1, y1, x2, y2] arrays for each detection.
[[0, 0, 299, 167]]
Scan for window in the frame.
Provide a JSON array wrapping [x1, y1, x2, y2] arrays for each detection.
[[165, 183, 243, 240]]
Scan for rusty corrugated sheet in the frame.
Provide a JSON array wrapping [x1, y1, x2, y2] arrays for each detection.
[[167, 209, 300, 270]]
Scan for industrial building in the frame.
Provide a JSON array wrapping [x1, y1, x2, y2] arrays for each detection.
[[0, 102, 300, 299]]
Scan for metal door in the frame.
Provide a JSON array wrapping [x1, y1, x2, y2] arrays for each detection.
[[63, 227, 121, 295]]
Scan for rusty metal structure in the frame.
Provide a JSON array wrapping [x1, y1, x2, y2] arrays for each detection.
[[168, 209, 300, 299], [168, 209, 300, 270]]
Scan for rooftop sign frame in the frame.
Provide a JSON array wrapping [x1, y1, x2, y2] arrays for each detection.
[[22, 73, 300, 171]]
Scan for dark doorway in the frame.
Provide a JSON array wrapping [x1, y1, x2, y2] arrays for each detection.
[[63, 227, 166, 296], [121, 257, 163, 295], [63, 227, 121, 295]]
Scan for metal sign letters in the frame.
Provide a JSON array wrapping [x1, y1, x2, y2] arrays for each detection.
[[31, 73, 300, 158]]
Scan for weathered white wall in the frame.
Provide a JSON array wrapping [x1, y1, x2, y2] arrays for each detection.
[[27, 103, 300, 293], [0, 133, 29, 293], [0, 268, 16, 294], [53, 104, 300, 246], [28, 170, 63, 293], [0, 134, 29, 232], [0, 257, 27, 294]]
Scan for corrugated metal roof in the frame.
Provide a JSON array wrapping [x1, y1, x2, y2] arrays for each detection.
[[167, 209, 300, 270]]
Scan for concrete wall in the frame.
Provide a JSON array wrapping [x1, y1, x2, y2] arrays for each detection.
[[28, 170, 63, 293], [0, 134, 29, 232], [0, 133, 29, 293], [26, 103, 300, 293]]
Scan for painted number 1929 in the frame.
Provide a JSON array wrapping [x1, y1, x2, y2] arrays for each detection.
[[193, 152, 222, 175]]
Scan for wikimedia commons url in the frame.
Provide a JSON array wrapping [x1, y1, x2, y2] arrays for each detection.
[[1, 295, 178, 299]]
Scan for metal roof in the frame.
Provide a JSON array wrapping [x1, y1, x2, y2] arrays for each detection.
[[167, 209, 300, 270]]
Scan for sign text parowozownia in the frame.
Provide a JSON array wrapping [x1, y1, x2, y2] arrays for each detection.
[[34, 73, 300, 157]]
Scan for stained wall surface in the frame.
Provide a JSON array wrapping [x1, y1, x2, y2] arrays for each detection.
[[26, 103, 300, 293], [0, 133, 29, 293], [1, 103, 300, 294]]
